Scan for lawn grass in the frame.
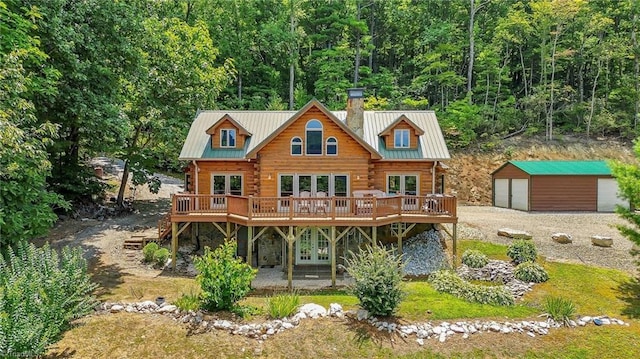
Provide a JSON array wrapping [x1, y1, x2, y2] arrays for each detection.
[[54, 239, 640, 358]]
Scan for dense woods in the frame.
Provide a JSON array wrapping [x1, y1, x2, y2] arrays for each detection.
[[2, 0, 640, 242]]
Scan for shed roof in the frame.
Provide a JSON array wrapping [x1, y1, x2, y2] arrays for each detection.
[[494, 160, 612, 176]]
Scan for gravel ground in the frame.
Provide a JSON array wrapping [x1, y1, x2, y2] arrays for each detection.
[[455, 206, 637, 274]]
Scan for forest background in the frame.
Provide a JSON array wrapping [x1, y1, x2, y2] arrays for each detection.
[[2, 0, 640, 245]]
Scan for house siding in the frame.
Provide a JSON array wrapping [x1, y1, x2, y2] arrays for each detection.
[[493, 163, 530, 179], [372, 161, 436, 195], [383, 121, 419, 150], [256, 107, 372, 197], [208, 118, 246, 149]]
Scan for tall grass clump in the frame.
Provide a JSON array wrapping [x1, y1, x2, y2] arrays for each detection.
[[543, 296, 576, 326], [514, 261, 549, 283], [267, 291, 300, 319], [0, 242, 97, 357], [346, 245, 405, 316], [194, 240, 257, 311], [430, 270, 514, 306]]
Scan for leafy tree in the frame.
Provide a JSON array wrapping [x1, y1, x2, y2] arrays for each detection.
[[610, 142, 640, 267], [0, 2, 68, 246]]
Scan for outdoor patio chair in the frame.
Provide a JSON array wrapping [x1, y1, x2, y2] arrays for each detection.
[[315, 191, 329, 213], [299, 191, 311, 213]]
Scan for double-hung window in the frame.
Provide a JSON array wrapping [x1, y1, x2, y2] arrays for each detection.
[[220, 129, 236, 147], [394, 129, 409, 148]]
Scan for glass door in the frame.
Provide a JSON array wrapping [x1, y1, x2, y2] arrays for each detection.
[[387, 174, 418, 209], [296, 228, 331, 264]]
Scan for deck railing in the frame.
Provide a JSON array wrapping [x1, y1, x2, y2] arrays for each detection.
[[172, 193, 456, 220]]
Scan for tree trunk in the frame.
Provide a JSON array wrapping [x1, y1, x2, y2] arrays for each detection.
[[467, 0, 475, 101], [633, 13, 639, 130], [519, 46, 528, 97], [587, 58, 601, 138], [116, 159, 130, 207], [354, 1, 362, 86], [289, 0, 295, 110], [547, 26, 561, 141]]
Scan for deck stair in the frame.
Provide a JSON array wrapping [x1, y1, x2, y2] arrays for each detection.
[[123, 230, 165, 250], [158, 213, 172, 241]]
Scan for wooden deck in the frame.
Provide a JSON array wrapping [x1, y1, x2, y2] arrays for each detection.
[[170, 193, 457, 226]]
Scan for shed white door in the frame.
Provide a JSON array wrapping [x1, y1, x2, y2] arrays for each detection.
[[494, 179, 509, 208], [597, 178, 628, 212], [511, 179, 529, 211]]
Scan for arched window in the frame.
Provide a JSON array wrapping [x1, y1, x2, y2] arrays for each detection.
[[306, 120, 322, 155], [291, 137, 302, 155], [326, 137, 337, 155]]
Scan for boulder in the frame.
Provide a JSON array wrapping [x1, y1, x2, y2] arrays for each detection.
[[551, 233, 572, 244], [497, 228, 532, 240], [591, 235, 613, 247], [298, 303, 327, 318]]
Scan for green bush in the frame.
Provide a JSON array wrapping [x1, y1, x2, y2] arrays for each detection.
[[143, 242, 159, 263], [153, 248, 170, 266], [514, 261, 549, 283], [267, 292, 300, 319], [507, 240, 537, 264], [0, 242, 97, 357], [430, 270, 514, 306], [543, 296, 576, 326], [194, 240, 257, 311], [345, 244, 405, 316], [175, 291, 200, 312], [461, 249, 489, 268]]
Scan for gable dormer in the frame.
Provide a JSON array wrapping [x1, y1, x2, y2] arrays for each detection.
[[378, 115, 424, 150], [205, 114, 251, 149]]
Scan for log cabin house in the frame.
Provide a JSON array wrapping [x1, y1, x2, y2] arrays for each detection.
[[164, 89, 458, 288]]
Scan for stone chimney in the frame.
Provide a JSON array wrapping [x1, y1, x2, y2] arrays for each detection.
[[346, 88, 365, 137]]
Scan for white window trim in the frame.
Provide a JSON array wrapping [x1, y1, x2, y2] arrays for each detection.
[[211, 173, 244, 195], [394, 129, 410, 148], [220, 128, 237, 148], [386, 173, 419, 195], [325, 137, 338, 156], [290, 136, 303, 156]]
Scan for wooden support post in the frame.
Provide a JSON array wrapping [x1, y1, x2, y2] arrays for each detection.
[[287, 226, 294, 291], [331, 226, 337, 287], [171, 222, 178, 271], [247, 226, 253, 267], [372, 226, 377, 245], [453, 223, 458, 269], [397, 226, 403, 255], [226, 221, 231, 240]]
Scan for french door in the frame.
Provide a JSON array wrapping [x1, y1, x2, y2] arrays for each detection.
[[387, 174, 419, 209], [211, 174, 242, 208], [296, 228, 331, 264], [278, 174, 349, 211]]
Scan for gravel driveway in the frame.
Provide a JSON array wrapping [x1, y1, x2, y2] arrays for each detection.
[[455, 206, 637, 274]]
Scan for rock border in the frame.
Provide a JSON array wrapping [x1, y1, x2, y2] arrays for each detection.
[[96, 301, 629, 344]]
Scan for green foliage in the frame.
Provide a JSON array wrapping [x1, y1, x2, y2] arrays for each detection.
[[430, 270, 515, 306], [142, 242, 159, 263], [507, 240, 537, 265], [543, 296, 577, 326], [514, 261, 549, 283], [153, 248, 170, 267], [230, 304, 262, 320], [194, 241, 257, 311], [461, 249, 489, 268], [345, 244, 405, 316], [0, 242, 97, 357], [267, 292, 300, 319], [175, 292, 200, 312]]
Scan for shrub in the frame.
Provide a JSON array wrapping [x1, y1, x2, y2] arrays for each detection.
[[543, 296, 576, 326], [507, 240, 537, 264], [461, 249, 489, 268], [0, 242, 97, 357], [430, 270, 514, 306], [514, 261, 549, 283], [231, 304, 261, 319], [153, 248, 170, 266], [175, 291, 200, 312], [194, 240, 257, 311], [267, 291, 300, 319], [143, 242, 159, 263], [345, 244, 405, 316]]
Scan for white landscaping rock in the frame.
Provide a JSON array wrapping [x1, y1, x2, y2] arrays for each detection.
[[551, 232, 573, 244], [157, 304, 177, 313], [591, 235, 613, 247], [497, 228, 533, 240], [110, 304, 124, 313], [329, 303, 343, 317], [298, 303, 327, 318]]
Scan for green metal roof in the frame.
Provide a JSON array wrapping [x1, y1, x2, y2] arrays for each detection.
[[508, 160, 612, 175], [200, 138, 249, 159], [376, 138, 424, 159]]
